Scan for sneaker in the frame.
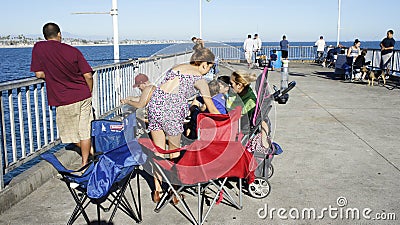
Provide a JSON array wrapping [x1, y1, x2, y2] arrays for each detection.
[[385, 75, 389, 79], [321, 62, 326, 67]]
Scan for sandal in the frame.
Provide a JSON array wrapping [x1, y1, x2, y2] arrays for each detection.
[[170, 191, 184, 205], [153, 191, 162, 203]]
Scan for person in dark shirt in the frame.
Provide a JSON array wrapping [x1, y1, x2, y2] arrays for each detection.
[[269, 50, 278, 71], [279, 35, 289, 60], [324, 44, 344, 68], [30, 22, 93, 167], [354, 50, 367, 69], [354, 49, 370, 80], [380, 30, 395, 78], [185, 80, 227, 139]]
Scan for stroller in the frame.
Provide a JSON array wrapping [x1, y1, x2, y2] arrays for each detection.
[[183, 66, 295, 199], [242, 67, 295, 198], [256, 55, 268, 68]]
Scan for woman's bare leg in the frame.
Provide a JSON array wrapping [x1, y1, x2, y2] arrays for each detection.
[[151, 130, 166, 192], [76, 139, 91, 167], [167, 134, 181, 158]]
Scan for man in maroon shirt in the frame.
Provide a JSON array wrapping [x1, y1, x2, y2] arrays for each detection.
[[30, 22, 93, 166]]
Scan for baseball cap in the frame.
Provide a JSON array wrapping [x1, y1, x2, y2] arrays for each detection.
[[133, 73, 149, 88]]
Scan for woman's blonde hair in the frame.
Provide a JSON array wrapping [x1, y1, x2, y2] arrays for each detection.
[[231, 70, 257, 87]]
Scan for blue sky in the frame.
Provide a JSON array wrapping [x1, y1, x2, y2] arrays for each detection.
[[1, 0, 398, 42]]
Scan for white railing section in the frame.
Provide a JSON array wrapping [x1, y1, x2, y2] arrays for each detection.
[[208, 46, 242, 61], [0, 78, 59, 189], [137, 51, 192, 85], [92, 61, 137, 119], [257, 46, 315, 60], [365, 49, 400, 73], [91, 51, 192, 119]]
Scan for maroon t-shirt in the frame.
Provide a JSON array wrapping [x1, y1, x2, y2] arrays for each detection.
[[30, 40, 93, 106]]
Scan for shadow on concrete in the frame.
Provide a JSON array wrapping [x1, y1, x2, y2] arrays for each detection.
[[384, 76, 400, 90], [312, 71, 344, 80], [289, 72, 307, 77], [89, 220, 114, 225]]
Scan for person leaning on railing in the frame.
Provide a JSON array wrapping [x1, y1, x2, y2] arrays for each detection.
[[120, 73, 155, 111], [30, 22, 94, 167], [315, 35, 326, 64], [380, 29, 396, 78]]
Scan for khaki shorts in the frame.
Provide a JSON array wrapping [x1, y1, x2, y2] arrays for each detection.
[[56, 97, 93, 143]]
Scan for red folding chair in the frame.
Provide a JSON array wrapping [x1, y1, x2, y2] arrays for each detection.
[[139, 138, 256, 225], [196, 106, 242, 142], [138, 107, 257, 224]]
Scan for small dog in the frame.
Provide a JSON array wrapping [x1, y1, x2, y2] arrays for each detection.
[[365, 68, 386, 86]]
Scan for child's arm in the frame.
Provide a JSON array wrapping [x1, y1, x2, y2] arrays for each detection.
[[121, 85, 155, 108], [194, 79, 221, 114], [126, 96, 140, 102], [191, 98, 207, 111]]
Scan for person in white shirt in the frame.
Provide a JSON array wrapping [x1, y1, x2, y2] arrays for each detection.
[[253, 34, 262, 53], [253, 34, 262, 64], [243, 34, 255, 68], [315, 35, 326, 64]]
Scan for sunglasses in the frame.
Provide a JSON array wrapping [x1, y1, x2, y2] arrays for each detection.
[[230, 81, 239, 87]]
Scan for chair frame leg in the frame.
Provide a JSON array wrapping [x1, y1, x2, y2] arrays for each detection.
[[64, 169, 142, 225], [149, 157, 244, 225], [152, 162, 198, 224], [65, 182, 91, 225]]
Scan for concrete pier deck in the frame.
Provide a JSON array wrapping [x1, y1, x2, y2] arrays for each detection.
[[0, 62, 399, 224]]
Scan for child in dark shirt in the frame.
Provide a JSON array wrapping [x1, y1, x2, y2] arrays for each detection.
[[353, 49, 370, 80], [185, 80, 227, 139], [269, 50, 278, 71]]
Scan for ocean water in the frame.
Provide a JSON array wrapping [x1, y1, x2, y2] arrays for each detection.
[[0, 44, 171, 83], [1, 41, 396, 83]]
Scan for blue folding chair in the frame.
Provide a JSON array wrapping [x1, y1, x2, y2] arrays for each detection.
[[41, 112, 147, 225]]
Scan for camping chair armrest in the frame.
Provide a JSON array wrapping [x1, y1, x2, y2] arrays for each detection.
[[138, 138, 185, 154], [40, 153, 92, 178], [57, 161, 93, 178]]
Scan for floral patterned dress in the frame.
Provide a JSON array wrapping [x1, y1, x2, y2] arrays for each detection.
[[147, 69, 202, 136]]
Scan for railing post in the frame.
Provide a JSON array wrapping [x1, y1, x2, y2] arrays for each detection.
[[0, 92, 4, 190], [92, 71, 99, 119], [281, 60, 289, 90]]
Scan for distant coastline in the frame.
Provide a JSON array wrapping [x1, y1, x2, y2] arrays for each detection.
[[1, 39, 396, 51], [0, 39, 189, 49], [1, 37, 395, 50]]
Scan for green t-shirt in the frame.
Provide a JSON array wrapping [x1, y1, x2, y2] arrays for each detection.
[[226, 86, 256, 123]]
